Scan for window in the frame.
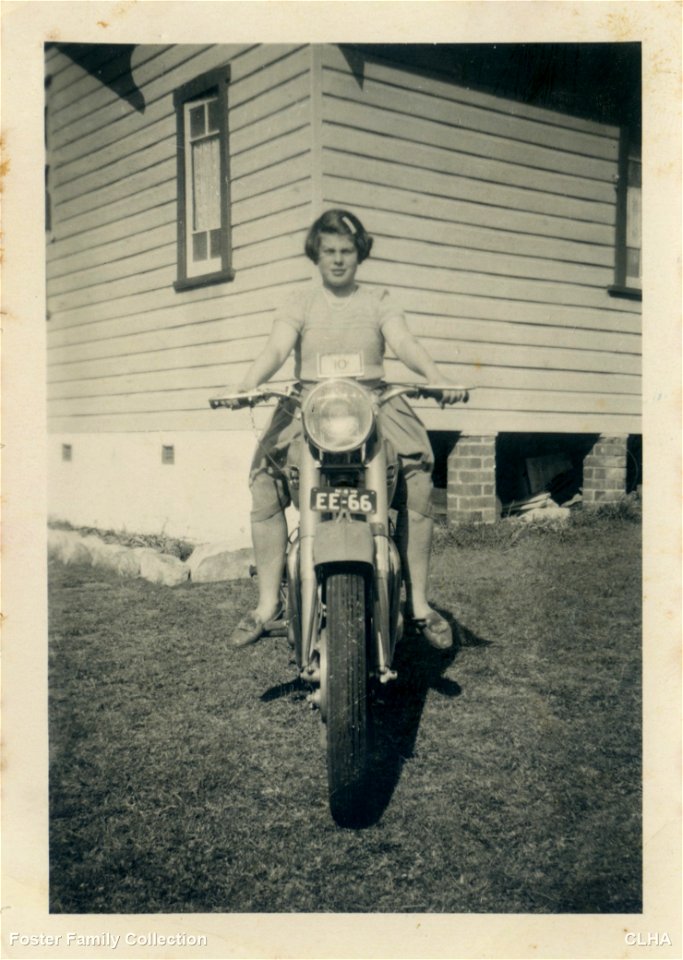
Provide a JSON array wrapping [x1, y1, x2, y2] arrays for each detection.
[[611, 129, 641, 298], [45, 75, 52, 233], [173, 66, 233, 290]]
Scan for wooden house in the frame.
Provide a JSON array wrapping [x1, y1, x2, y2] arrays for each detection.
[[45, 42, 641, 544]]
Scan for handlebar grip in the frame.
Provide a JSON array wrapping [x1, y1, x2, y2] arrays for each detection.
[[209, 383, 296, 410], [209, 393, 263, 409], [419, 386, 470, 403]]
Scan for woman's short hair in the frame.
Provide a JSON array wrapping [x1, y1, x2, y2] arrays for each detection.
[[304, 209, 374, 264]]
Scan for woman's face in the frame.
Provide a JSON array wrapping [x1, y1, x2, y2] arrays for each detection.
[[317, 232, 359, 293]]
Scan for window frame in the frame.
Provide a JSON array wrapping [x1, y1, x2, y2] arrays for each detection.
[[45, 74, 53, 235], [609, 126, 642, 300], [173, 65, 233, 291]]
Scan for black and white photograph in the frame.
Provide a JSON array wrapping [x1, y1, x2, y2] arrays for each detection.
[[2, 3, 681, 959]]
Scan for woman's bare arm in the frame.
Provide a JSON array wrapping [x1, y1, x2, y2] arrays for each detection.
[[383, 314, 444, 381], [237, 319, 299, 390], [383, 314, 466, 404]]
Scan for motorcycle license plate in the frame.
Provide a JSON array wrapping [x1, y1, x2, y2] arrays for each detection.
[[310, 487, 377, 515]]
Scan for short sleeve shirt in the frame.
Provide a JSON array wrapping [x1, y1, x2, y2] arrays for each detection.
[[274, 284, 403, 383]]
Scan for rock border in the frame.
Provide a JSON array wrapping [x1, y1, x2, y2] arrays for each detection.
[[48, 528, 254, 586]]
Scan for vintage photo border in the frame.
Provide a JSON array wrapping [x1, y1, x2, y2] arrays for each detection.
[[2, 2, 681, 957]]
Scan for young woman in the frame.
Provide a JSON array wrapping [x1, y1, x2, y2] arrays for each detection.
[[229, 209, 464, 649]]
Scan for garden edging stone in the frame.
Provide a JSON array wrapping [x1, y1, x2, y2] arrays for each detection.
[[186, 543, 254, 583], [48, 527, 254, 585]]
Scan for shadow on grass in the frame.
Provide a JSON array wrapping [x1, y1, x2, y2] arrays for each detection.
[[259, 675, 309, 703], [355, 606, 491, 829], [258, 605, 491, 830]]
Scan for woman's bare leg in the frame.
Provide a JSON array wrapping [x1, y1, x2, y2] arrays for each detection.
[[396, 508, 434, 619], [251, 511, 287, 621], [396, 507, 453, 649]]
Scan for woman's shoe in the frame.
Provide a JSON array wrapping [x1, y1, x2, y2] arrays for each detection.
[[411, 609, 453, 650], [230, 608, 284, 647], [230, 611, 268, 647]]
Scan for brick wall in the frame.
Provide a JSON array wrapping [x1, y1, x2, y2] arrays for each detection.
[[446, 434, 497, 525], [445, 432, 630, 524], [583, 434, 628, 505]]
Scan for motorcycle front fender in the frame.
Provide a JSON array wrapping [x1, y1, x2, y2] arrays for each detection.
[[312, 520, 374, 569]]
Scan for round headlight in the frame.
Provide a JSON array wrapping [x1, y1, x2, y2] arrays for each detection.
[[302, 379, 374, 452]]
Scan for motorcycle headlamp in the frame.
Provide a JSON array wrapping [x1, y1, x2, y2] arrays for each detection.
[[302, 379, 374, 453]]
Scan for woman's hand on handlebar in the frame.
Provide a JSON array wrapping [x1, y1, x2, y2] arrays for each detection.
[[379, 381, 470, 406], [209, 381, 295, 410], [211, 383, 262, 409], [410, 382, 469, 406], [435, 385, 469, 407]]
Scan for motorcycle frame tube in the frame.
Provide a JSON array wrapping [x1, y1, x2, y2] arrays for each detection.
[[297, 438, 321, 671], [387, 537, 403, 663], [286, 537, 302, 667], [363, 430, 395, 677]]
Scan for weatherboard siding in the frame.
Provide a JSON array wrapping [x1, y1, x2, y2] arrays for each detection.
[[320, 45, 640, 433], [47, 43, 641, 438], [47, 43, 316, 435]]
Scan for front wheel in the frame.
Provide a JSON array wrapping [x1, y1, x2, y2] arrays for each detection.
[[324, 565, 372, 827]]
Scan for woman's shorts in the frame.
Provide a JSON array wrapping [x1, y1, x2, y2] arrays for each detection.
[[248, 389, 434, 522]]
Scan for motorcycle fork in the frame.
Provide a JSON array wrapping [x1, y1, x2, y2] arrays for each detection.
[[296, 440, 321, 673], [364, 435, 398, 682], [294, 434, 400, 683]]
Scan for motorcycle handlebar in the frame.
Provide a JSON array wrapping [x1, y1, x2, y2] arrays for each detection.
[[379, 383, 470, 405], [209, 386, 293, 409], [209, 382, 471, 410]]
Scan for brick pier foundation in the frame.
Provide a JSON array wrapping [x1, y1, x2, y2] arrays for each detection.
[[582, 434, 629, 505], [446, 434, 497, 526]]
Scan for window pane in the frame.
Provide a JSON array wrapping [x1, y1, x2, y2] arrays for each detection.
[[625, 149, 641, 283], [193, 232, 208, 262], [189, 104, 205, 140], [207, 97, 221, 133], [210, 228, 222, 259], [626, 186, 641, 249], [191, 134, 220, 232], [626, 247, 640, 280]]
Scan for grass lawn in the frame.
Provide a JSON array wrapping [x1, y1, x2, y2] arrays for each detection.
[[48, 512, 641, 914]]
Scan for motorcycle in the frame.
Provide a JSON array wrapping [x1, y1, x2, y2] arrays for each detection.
[[210, 378, 469, 826]]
